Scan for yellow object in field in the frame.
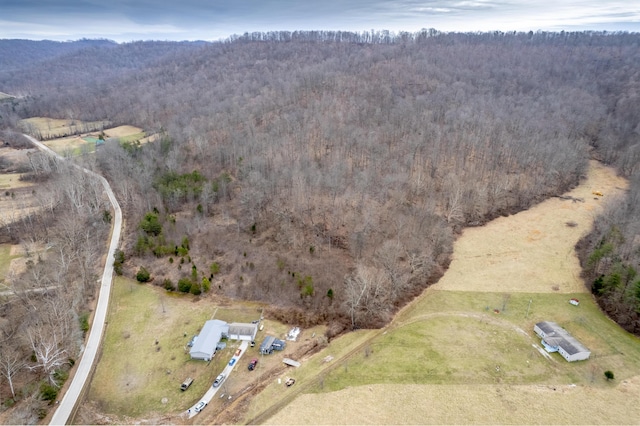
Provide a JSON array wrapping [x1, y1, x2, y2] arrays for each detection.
[[592, 191, 603, 197]]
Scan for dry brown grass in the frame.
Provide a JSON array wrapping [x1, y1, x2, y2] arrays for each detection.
[[267, 378, 640, 425], [104, 125, 143, 138], [19, 117, 109, 139], [432, 161, 628, 294]]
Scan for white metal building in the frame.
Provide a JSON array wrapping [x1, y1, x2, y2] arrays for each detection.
[[534, 321, 590, 362], [227, 322, 258, 341]]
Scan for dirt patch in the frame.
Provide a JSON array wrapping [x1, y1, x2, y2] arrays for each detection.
[[431, 161, 628, 293]]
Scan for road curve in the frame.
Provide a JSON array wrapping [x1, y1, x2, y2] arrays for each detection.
[[22, 135, 123, 425]]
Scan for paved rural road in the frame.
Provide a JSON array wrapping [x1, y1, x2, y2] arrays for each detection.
[[22, 135, 123, 425], [187, 340, 250, 419]]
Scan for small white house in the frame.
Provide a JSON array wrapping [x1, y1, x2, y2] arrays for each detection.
[[534, 321, 590, 362]]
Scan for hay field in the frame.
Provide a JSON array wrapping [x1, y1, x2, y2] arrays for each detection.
[[103, 125, 143, 139], [432, 161, 628, 294], [267, 379, 640, 425], [0, 168, 39, 232], [261, 161, 640, 425], [0, 173, 32, 190], [39, 124, 145, 155], [19, 117, 109, 139]]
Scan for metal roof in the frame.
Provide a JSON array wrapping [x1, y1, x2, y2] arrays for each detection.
[[535, 321, 589, 356], [190, 319, 229, 359]]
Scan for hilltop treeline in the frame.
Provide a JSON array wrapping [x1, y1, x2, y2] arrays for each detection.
[[1, 31, 640, 333]]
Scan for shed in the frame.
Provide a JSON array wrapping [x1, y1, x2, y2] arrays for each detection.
[[534, 321, 590, 362], [227, 322, 258, 341], [190, 319, 229, 361]]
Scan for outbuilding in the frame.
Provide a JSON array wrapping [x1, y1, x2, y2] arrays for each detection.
[[190, 319, 229, 361], [259, 335, 286, 355], [227, 322, 258, 341], [534, 321, 590, 362]]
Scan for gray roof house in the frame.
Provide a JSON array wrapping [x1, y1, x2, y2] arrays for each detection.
[[259, 335, 286, 355], [190, 319, 229, 361], [534, 321, 590, 362]]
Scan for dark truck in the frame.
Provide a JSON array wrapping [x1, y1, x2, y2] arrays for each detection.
[[248, 358, 258, 371]]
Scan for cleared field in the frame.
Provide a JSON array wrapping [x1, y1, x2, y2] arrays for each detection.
[[38, 124, 145, 155], [104, 125, 144, 139], [0, 244, 15, 286], [259, 161, 640, 425], [84, 276, 265, 420], [432, 161, 628, 294], [0, 173, 32, 190], [0, 182, 39, 229], [19, 117, 109, 139], [267, 379, 640, 425]]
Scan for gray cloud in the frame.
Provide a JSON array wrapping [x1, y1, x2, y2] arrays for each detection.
[[1, 0, 639, 41]]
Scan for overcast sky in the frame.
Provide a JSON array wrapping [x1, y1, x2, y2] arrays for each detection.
[[1, 0, 638, 42]]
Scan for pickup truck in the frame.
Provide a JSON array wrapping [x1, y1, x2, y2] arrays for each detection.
[[248, 358, 258, 371]]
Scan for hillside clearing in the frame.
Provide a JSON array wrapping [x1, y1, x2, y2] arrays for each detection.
[[432, 161, 627, 294]]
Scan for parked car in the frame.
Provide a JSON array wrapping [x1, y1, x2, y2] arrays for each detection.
[[250, 340, 255, 347], [194, 401, 207, 412], [180, 377, 194, 391], [213, 373, 225, 387], [248, 358, 258, 371], [235, 348, 242, 356], [229, 358, 237, 366]]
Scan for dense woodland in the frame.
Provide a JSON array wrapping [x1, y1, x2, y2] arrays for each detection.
[[1, 30, 640, 420]]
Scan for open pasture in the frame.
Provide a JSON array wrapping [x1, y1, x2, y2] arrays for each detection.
[[19, 117, 109, 139], [432, 161, 628, 294]]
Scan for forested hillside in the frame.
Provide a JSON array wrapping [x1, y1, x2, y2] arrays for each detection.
[[2, 30, 640, 334]]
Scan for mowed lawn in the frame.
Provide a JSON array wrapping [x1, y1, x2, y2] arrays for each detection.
[[86, 276, 262, 418]]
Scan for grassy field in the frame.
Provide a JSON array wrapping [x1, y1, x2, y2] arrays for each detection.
[[0, 173, 31, 190], [85, 276, 266, 419], [36, 124, 145, 156], [0, 244, 16, 287], [19, 117, 110, 139]]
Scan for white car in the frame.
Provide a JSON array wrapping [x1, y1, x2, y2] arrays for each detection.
[[194, 401, 207, 413], [213, 373, 225, 387]]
